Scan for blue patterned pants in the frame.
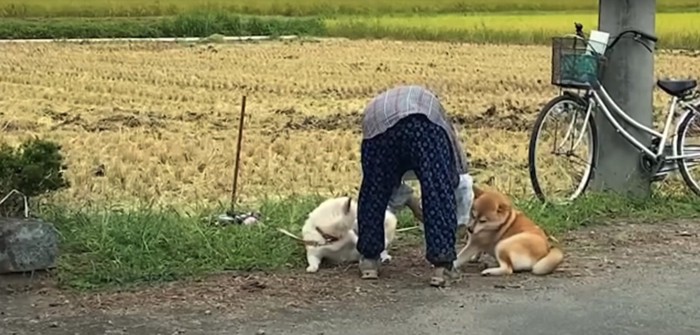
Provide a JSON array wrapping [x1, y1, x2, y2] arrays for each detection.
[[357, 114, 459, 266]]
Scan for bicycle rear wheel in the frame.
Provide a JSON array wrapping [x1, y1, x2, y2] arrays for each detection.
[[528, 94, 598, 203], [676, 109, 700, 196]]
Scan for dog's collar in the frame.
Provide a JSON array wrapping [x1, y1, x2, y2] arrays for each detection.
[[315, 227, 340, 243], [494, 209, 519, 239], [301, 227, 341, 246]]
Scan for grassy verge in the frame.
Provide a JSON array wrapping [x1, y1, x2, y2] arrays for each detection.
[[3, 12, 699, 50], [45, 192, 700, 291], [1, 0, 699, 18], [0, 12, 325, 39], [326, 12, 700, 50]]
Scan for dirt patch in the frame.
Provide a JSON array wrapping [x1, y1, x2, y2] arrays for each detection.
[[2, 242, 440, 317], [560, 219, 699, 274], [273, 102, 538, 133], [1, 119, 41, 132], [87, 113, 166, 132], [284, 112, 363, 132], [42, 107, 167, 133], [452, 101, 538, 132], [2, 219, 698, 322]]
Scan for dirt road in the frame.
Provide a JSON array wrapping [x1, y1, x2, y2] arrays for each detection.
[[3, 220, 699, 335]]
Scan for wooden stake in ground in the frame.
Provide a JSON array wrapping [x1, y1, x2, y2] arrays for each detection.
[[229, 95, 247, 214]]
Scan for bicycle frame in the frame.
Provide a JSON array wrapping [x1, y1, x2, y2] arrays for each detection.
[[587, 84, 700, 161], [557, 34, 700, 172]]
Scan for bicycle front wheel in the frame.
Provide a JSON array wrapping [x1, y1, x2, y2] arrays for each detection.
[[528, 94, 598, 203], [676, 109, 700, 196]]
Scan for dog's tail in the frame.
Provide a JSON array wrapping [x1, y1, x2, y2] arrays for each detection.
[[532, 247, 564, 275]]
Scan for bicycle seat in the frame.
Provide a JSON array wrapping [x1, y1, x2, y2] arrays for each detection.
[[657, 79, 697, 97]]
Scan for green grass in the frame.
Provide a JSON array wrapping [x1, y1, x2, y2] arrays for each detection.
[[0, 12, 326, 39], [3, 11, 699, 50], [2, 0, 699, 18], [46, 192, 700, 291], [48, 196, 323, 290], [326, 12, 700, 50]]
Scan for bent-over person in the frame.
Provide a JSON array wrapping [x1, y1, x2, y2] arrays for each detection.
[[356, 84, 470, 287]]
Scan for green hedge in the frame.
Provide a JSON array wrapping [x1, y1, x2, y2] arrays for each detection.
[[0, 12, 326, 39]]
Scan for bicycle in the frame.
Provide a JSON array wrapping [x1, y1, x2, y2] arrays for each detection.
[[528, 22, 700, 203]]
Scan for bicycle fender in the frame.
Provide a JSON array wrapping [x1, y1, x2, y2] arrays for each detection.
[[562, 91, 589, 106], [674, 109, 694, 156]]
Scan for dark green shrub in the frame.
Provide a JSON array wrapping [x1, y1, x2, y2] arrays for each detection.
[[0, 138, 69, 217]]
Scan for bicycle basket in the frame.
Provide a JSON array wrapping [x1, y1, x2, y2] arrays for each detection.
[[551, 36, 605, 89]]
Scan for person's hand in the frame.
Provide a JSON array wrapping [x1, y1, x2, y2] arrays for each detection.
[[406, 195, 424, 226]]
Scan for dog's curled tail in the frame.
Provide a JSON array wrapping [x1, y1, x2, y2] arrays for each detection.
[[532, 247, 564, 275]]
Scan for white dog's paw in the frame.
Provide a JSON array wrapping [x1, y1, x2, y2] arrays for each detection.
[[380, 254, 392, 263], [468, 252, 482, 263], [306, 265, 319, 273], [380, 250, 392, 263]]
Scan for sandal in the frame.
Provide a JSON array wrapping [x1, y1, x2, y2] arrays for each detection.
[[430, 265, 460, 288], [359, 257, 379, 280]]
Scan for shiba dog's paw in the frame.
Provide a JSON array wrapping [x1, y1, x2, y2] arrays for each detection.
[[468, 252, 482, 263], [306, 265, 319, 273], [480, 267, 511, 276]]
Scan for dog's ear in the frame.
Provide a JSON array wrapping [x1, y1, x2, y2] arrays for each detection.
[[343, 196, 353, 214], [473, 186, 485, 199], [496, 201, 511, 214]]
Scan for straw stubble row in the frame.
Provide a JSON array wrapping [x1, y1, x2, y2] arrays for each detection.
[[0, 40, 696, 206]]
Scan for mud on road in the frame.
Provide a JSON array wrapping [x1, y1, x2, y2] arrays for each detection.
[[2, 219, 699, 335]]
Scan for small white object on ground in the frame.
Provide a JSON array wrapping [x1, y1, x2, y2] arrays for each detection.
[[215, 211, 262, 226]]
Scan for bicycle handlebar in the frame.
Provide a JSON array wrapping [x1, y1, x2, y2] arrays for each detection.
[[574, 22, 658, 43], [573, 22, 657, 54], [608, 29, 658, 49], [629, 29, 658, 43]]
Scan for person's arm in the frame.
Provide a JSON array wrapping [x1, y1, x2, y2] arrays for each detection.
[[387, 182, 414, 213], [387, 182, 424, 224], [405, 194, 424, 223], [432, 97, 469, 176], [449, 122, 470, 175]]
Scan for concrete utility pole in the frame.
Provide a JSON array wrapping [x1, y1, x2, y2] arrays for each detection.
[[591, 0, 656, 197]]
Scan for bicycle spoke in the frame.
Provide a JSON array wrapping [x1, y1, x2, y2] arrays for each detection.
[[568, 110, 579, 152], [566, 153, 592, 168], [530, 96, 595, 203], [552, 120, 558, 153]]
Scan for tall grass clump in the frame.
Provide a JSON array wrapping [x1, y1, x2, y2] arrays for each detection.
[[0, 12, 326, 39]]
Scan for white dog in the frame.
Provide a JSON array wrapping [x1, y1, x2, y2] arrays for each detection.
[[301, 196, 398, 273]]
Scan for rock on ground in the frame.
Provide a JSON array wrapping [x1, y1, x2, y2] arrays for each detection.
[[0, 217, 59, 274]]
